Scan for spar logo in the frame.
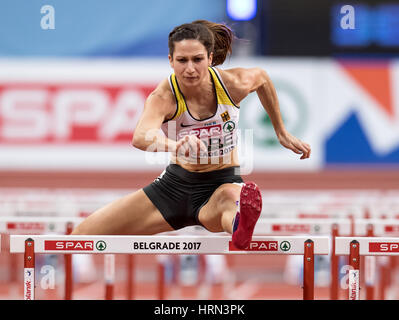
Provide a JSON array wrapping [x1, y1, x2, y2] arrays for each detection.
[[178, 124, 222, 139], [96, 240, 107, 251], [369, 242, 399, 253], [44, 240, 94, 251], [280, 241, 291, 252], [229, 241, 278, 251], [223, 121, 235, 133], [0, 84, 151, 143]]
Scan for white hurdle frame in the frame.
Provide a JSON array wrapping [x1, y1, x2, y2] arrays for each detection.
[[10, 235, 330, 300], [335, 237, 399, 300], [0, 217, 83, 300]]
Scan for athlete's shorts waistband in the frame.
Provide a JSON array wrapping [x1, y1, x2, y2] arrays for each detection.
[[166, 164, 241, 183]]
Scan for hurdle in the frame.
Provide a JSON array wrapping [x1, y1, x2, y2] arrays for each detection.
[[157, 219, 350, 300], [0, 217, 83, 300], [10, 235, 330, 300], [169, 219, 351, 299], [353, 219, 399, 300], [335, 237, 399, 300], [257, 218, 352, 301]]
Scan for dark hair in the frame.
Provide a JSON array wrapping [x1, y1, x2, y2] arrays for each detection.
[[168, 20, 234, 67]]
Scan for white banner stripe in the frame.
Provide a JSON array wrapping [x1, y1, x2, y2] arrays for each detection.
[[10, 235, 330, 255]]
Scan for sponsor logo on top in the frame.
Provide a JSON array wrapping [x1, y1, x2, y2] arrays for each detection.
[[229, 241, 279, 251], [44, 240, 94, 251], [178, 124, 222, 139], [280, 241, 291, 252], [0, 83, 151, 144], [369, 242, 399, 253], [223, 121, 235, 133], [96, 240, 107, 251]]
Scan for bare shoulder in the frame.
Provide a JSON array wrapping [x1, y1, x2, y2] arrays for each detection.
[[147, 78, 174, 104], [145, 78, 176, 118], [216, 67, 268, 103]]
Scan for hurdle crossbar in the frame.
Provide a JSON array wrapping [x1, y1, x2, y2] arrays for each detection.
[[335, 237, 399, 256], [10, 235, 329, 300], [10, 235, 330, 255]]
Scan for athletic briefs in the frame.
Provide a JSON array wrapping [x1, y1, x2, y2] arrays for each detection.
[[143, 164, 244, 230]]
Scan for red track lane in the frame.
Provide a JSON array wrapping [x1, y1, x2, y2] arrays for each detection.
[[0, 169, 398, 189]]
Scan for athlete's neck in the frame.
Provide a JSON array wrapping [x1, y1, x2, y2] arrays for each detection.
[[178, 71, 213, 101]]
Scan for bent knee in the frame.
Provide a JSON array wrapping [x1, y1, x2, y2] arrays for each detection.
[[213, 184, 241, 205]]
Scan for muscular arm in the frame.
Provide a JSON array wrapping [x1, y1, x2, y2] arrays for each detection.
[[132, 80, 206, 159], [132, 81, 177, 153], [220, 67, 311, 159]]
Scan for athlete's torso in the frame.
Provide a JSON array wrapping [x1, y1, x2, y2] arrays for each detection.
[[162, 67, 240, 172]]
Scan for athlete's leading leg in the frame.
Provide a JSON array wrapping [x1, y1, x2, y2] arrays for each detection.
[[71, 189, 174, 235], [198, 182, 262, 249], [197, 183, 241, 233]]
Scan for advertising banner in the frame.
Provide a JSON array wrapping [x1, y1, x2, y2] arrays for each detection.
[[0, 58, 398, 171]]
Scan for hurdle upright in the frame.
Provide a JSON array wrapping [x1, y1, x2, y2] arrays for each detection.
[[353, 219, 399, 300], [10, 235, 330, 300], [336, 237, 399, 300]]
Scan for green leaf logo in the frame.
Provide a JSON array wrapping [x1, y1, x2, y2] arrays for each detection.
[[223, 121, 235, 133], [96, 240, 107, 251], [280, 241, 291, 252]]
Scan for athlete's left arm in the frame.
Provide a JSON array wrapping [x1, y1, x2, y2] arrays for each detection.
[[222, 67, 311, 160]]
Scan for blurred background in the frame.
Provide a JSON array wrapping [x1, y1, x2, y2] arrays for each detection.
[[0, 0, 398, 300]]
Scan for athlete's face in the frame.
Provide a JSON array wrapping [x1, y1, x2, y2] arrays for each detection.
[[169, 39, 213, 87]]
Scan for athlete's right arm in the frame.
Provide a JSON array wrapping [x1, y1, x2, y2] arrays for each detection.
[[132, 80, 178, 153]]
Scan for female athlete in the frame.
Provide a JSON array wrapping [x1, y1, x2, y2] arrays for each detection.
[[72, 20, 311, 249]]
